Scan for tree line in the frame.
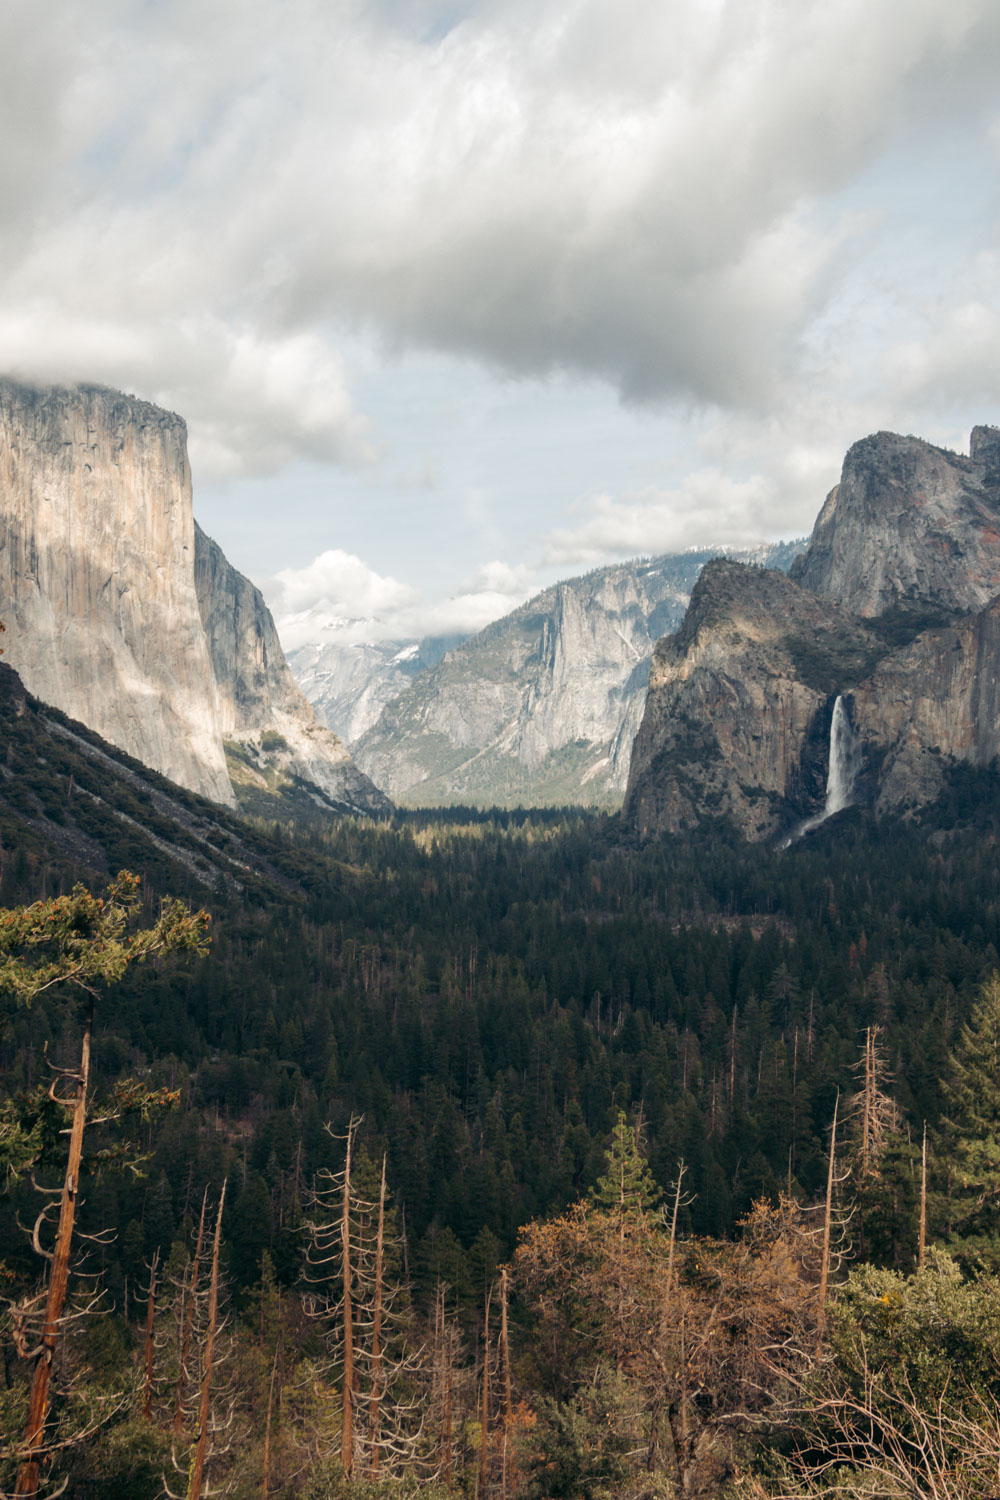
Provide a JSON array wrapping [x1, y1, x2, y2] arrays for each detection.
[[3, 773, 1000, 1491]]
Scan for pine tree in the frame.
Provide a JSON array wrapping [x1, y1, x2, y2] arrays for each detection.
[[590, 1111, 661, 1223], [937, 972, 1000, 1264]]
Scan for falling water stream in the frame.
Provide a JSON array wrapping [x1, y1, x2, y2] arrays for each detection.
[[823, 695, 861, 817], [786, 694, 860, 844]]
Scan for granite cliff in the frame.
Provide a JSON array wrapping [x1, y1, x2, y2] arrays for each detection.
[[624, 560, 881, 839], [625, 425, 1000, 841], [194, 525, 390, 814], [288, 633, 464, 746], [0, 379, 388, 816], [349, 543, 802, 808], [790, 427, 1000, 616]]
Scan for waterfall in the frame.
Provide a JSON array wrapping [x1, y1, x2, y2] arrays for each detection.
[[824, 695, 860, 817], [784, 694, 860, 844]]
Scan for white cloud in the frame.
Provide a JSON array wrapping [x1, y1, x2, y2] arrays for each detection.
[[270, 548, 539, 649], [542, 472, 778, 565], [4, 0, 1000, 607]]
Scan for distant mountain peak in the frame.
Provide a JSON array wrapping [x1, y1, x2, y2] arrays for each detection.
[[306, 541, 804, 809]]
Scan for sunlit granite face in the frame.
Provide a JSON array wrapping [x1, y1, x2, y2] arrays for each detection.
[[0, 379, 390, 816], [0, 379, 235, 805], [790, 429, 1000, 619]]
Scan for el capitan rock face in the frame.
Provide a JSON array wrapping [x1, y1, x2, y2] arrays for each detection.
[[0, 379, 388, 816], [0, 380, 234, 805], [626, 425, 1000, 841]]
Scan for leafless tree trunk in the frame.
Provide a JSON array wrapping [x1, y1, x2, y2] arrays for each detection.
[[261, 1348, 278, 1500], [367, 1154, 387, 1476], [188, 1181, 226, 1500], [499, 1267, 513, 1497], [478, 1285, 491, 1499], [817, 1093, 838, 1338], [340, 1122, 355, 1477], [665, 1160, 688, 1295], [918, 1121, 927, 1270], [175, 1190, 208, 1435], [434, 1281, 455, 1485], [143, 1251, 160, 1423], [15, 999, 93, 1498]]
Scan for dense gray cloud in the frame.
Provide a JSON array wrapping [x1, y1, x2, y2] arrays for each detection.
[[3, 0, 1000, 466], [3, 0, 1000, 637]]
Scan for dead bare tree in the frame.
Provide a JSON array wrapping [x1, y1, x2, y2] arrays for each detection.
[[918, 1122, 928, 1270], [0, 873, 208, 1498], [142, 1251, 161, 1424], [747, 1353, 1000, 1499], [428, 1281, 468, 1487], [13, 1020, 95, 1499], [303, 1121, 424, 1480], [163, 1184, 240, 1500], [173, 1191, 209, 1436]]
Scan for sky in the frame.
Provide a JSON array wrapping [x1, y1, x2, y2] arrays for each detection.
[[3, 0, 1000, 648]]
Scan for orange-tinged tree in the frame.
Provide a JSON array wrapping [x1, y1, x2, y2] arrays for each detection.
[[0, 872, 209, 1498]]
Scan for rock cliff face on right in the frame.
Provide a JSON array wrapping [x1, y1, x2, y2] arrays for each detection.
[[624, 426, 1000, 841]]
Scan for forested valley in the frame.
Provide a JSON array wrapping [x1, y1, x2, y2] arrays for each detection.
[[4, 767, 1000, 1497]]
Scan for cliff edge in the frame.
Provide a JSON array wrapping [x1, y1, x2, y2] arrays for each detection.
[[0, 379, 388, 816]]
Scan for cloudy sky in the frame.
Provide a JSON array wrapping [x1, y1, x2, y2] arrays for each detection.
[[3, 0, 1000, 646]]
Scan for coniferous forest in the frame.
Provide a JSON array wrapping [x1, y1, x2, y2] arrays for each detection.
[[4, 760, 1000, 1496]]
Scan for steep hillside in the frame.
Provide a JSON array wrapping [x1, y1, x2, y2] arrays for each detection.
[[0, 660, 303, 898], [194, 525, 391, 816]]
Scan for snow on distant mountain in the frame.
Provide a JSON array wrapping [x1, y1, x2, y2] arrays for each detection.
[[289, 542, 803, 808]]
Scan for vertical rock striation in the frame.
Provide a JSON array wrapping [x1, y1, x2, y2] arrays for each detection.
[[0, 380, 234, 804], [350, 543, 803, 808], [0, 379, 389, 815]]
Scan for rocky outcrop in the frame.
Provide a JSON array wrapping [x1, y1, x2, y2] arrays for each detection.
[[194, 526, 390, 814], [349, 543, 802, 808], [0, 379, 388, 816], [851, 596, 1000, 814], [623, 560, 881, 839], [627, 425, 1000, 841], [0, 379, 234, 804], [789, 428, 1000, 618]]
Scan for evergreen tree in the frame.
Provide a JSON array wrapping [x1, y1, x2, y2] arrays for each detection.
[[937, 972, 1000, 1264], [590, 1111, 661, 1220]]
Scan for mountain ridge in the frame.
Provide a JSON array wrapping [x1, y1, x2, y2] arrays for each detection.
[[341, 542, 803, 808], [626, 425, 1000, 840]]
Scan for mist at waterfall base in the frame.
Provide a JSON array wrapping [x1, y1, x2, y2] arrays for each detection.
[[782, 696, 861, 847]]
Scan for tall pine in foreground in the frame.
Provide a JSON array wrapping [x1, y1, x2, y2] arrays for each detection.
[[937, 971, 1000, 1266]]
